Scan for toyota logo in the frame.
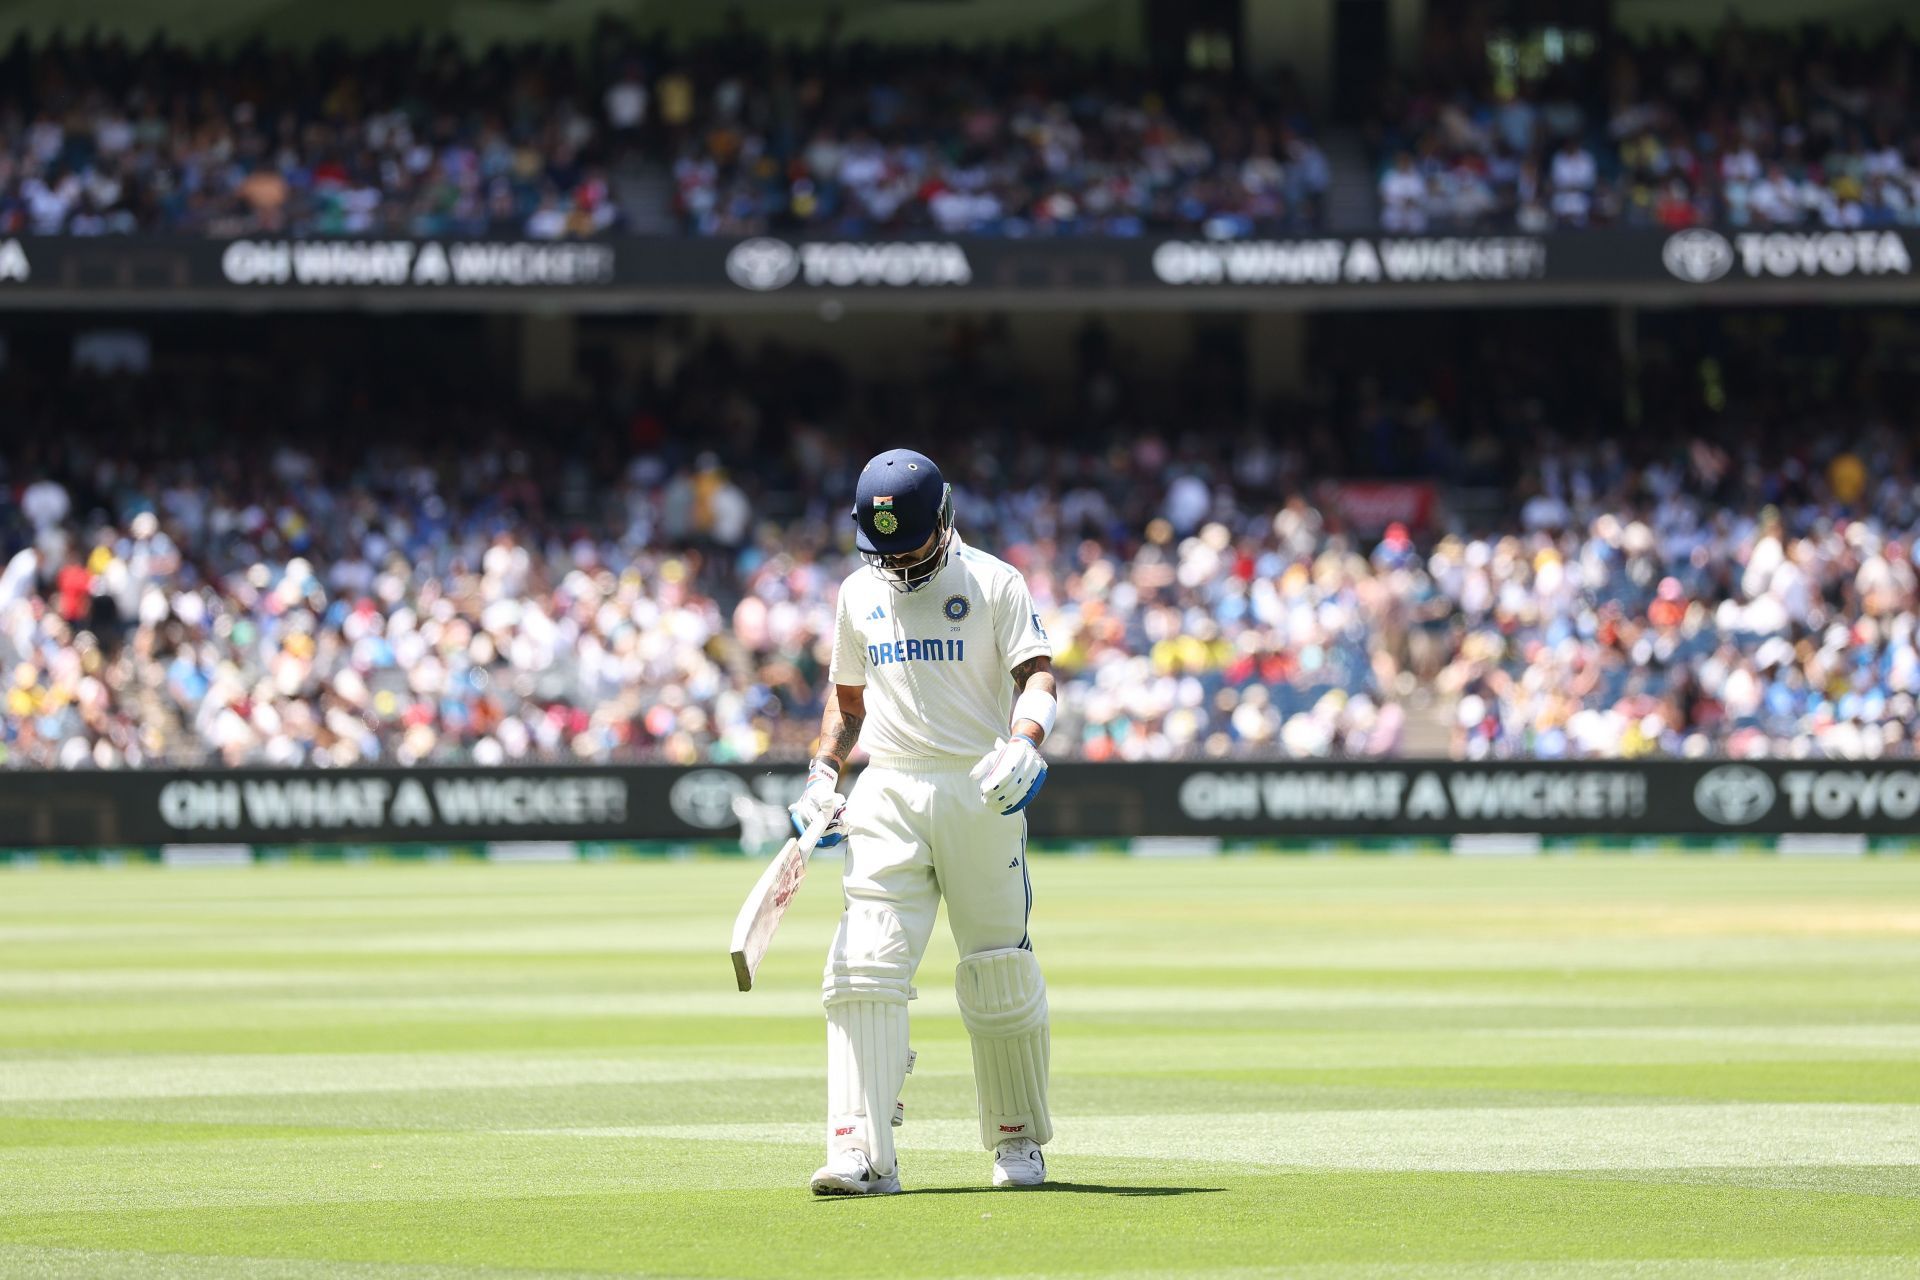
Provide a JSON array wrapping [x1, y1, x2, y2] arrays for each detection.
[[1663, 229, 1735, 284], [725, 238, 800, 291], [669, 769, 750, 829], [1693, 764, 1776, 825]]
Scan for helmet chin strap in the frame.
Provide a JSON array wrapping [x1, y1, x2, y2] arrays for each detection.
[[878, 525, 952, 593]]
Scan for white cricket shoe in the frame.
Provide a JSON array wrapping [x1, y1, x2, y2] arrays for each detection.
[[991, 1137, 1046, 1188], [810, 1148, 901, 1197]]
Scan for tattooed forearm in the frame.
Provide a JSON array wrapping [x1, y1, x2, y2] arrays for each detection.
[[1011, 656, 1054, 693], [816, 686, 866, 768], [820, 708, 864, 766]]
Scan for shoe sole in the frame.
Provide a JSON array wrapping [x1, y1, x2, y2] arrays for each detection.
[[811, 1175, 902, 1196]]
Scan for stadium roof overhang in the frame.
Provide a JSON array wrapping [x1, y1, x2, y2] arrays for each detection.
[[0, 0, 1145, 51]]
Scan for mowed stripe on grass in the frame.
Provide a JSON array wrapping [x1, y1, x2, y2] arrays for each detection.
[[1, 856, 1918, 1278], [528, 1102, 1920, 1171]]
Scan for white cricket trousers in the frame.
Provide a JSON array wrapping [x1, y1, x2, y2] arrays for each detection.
[[820, 755, 1047, 1175]]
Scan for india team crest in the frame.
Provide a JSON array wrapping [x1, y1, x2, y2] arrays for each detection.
[[872, 494, 898, 535], [944, 594, 971, 621]]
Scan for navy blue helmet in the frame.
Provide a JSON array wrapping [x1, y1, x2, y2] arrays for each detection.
[[852, 448, 953, 592]]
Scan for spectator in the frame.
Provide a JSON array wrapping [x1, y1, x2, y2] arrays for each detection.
[[1548, 137, 1598, 226], [1379, 153, 1429, 232]]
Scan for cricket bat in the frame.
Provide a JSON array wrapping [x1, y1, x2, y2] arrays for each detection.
[[729, 808, 835, 992]]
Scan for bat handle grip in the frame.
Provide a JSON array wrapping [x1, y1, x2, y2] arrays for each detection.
[[798, 803, 839, 857]]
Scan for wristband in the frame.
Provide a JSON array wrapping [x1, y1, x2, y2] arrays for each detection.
[[1011, 689, 1057, 738], [807, 757, 840, 789]]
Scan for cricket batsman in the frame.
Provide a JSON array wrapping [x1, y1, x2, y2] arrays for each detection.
[[790, 447, 1055, 1195]]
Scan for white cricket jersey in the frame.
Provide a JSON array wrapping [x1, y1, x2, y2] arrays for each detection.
[[829, 534, 1051, 765]]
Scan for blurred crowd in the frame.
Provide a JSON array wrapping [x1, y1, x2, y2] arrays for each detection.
[[0, 32, 621, 238], [10, 17, 1920, 242], [1441, 438, 1920, 760], [664, 41, 1329, 237], [4, 314, 1920, 768], [0, 25, 1326, 240], [1375, 20, 1920, 232]]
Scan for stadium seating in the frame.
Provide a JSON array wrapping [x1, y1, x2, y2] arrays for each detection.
[[8, 19, 1915, 239], [4, 318, 1918, 767], [0, 26, 1327, 239], [1372, 21, 1920, 232]]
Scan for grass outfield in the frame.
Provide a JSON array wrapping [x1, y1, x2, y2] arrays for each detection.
[[2, 855, 1918, 1279]]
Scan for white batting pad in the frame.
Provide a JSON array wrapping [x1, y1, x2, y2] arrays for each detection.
[[954, 947, 1052, 1149], [824, 997, 911, 1176]]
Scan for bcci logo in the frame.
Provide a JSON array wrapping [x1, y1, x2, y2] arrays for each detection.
[[872, 494, 899, 536], [944, 595, 970, 621], [1693, 764, 1776, 825]]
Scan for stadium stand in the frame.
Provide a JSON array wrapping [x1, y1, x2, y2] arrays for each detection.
[[4, 310, 1919, 768], [9, 17, 1917, 240], [661, 39, 1328, 237], [0, 25, 1328, 239], [5, 11, 1920, 768], [1372, 19, 1920, 232]]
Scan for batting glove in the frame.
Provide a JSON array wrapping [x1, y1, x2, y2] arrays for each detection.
[[971, 737, 1049, 815], [789, 757, 848, 847]]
